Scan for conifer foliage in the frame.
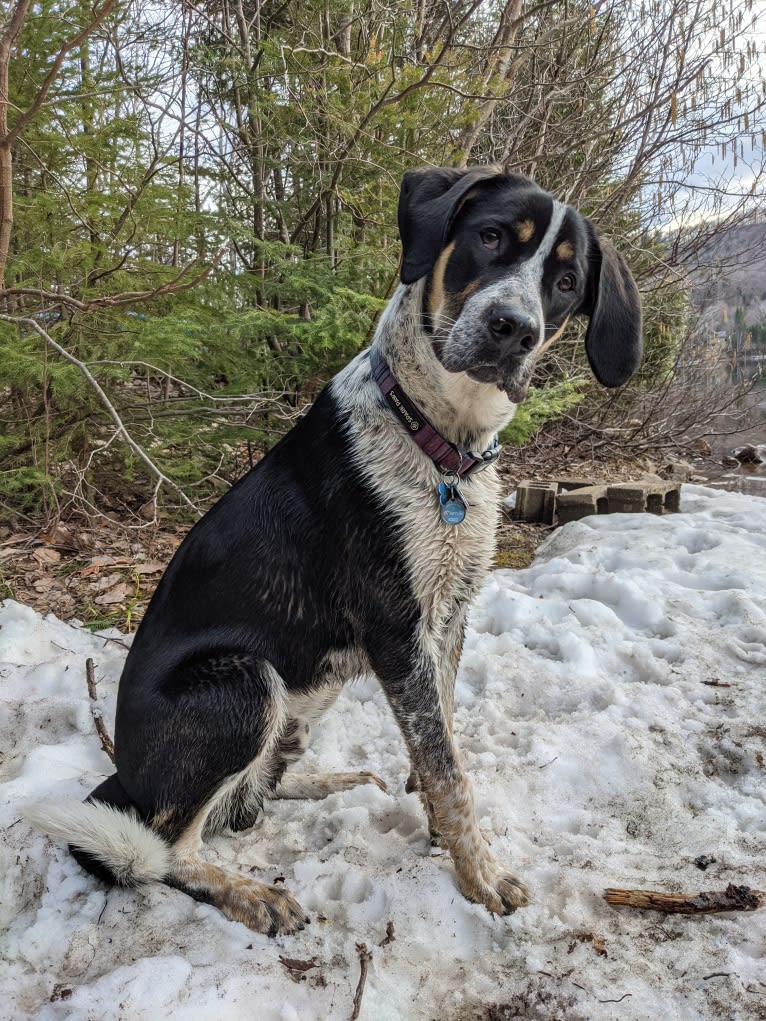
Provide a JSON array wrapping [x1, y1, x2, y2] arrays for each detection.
[[0, 1, 763, 520]]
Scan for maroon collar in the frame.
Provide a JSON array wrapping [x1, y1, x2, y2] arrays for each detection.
[[369, 347, 501, 477]]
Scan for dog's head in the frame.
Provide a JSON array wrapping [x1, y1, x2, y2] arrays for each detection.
[[398, 167, 642, 402]]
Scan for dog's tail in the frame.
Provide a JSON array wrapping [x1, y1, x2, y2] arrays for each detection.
[[25, 774, 171, 887]]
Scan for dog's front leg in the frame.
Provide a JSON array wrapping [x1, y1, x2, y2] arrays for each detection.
[[383, 658, 528, 916], [406, 609, 465, 845]]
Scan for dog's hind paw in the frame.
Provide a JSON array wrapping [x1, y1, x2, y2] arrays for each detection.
[[223, 881, 310, 936], [274, 771, 388, 799]]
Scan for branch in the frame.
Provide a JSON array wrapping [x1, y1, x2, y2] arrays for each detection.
[[350, 943, 372, 1021], [85, 658, 116, 763], [1, 245, 227, 311], [0, 312, 202, 516], [605, 885, 765, 914], [5, 1, 117, 148]]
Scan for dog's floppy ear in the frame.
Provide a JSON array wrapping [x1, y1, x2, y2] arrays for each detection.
[[398, 166, 499, 284], [581, 222, 643, 388]]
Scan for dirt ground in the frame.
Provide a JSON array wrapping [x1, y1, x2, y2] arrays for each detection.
[[0, 449, 694, 635]]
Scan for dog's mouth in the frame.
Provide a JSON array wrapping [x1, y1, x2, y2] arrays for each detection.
[[435, 334, 533, 403], [458, 362, 532, 403]]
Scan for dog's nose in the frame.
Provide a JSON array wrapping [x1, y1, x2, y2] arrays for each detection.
[[487, 307, 539, 355]]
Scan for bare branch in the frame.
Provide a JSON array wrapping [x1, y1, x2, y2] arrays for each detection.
[[0, 312, 202, 516]]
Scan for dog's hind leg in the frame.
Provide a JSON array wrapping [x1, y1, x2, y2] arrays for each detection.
[[154, 659, 310, 934], [258, 686, 387, 805], [29, 655, 309, 934], [166, 805, 308, 935], [272, 772, 387, 799]]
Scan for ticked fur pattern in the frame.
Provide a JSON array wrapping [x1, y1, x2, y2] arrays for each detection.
[[26, 167, 642, 934]]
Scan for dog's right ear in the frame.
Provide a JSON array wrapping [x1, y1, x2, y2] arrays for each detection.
[[398, 167, 499, 284]]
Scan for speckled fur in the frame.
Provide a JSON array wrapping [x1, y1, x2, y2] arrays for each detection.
[[28, 168, 642, 934]]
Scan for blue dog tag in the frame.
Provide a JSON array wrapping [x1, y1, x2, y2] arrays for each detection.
[[438, 480, 467, 525]]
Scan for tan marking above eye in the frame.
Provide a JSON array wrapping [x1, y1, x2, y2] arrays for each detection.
[[556, 240, 574, 260], [515, 220, 535, 242]]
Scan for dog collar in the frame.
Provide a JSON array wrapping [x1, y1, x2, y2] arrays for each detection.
[[369, 347, 501, 478]]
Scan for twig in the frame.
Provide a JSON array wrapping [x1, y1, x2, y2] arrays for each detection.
[[379, 921, 395, 947], [604, 884, 765, 914], [350, 942, 372, 1021], [85, 658, 116, 764]]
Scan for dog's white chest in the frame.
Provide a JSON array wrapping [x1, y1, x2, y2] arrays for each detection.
[[400, 472, 500, 631]]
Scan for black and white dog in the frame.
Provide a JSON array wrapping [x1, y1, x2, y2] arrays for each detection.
[[29, 167, 641, 935]]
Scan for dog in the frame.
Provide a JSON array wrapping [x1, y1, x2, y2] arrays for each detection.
[[28, 166, 642, 936]]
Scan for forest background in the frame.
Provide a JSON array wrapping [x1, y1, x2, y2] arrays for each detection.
[[0, 0, 765, 532]]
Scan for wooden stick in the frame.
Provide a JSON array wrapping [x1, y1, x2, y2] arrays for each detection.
[[85, 658, 116, 764], [350, 942, 372, 1021], [604, 884, 765, 914]]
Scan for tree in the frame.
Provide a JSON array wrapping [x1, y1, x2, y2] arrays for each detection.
[[0, 0, 764, 523]]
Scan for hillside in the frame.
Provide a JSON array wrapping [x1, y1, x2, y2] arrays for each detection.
[[689, 218, 766, 331]]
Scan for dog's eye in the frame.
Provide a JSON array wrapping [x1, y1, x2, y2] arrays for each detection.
[[480, 228, 501, 250], [557, 273, 576, 292]]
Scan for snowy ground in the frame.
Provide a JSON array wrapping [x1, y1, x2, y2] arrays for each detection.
[[1, 485, 765, 1021]]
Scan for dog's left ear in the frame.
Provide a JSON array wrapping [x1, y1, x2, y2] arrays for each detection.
[[398, 166, 500, 284], [581, 222, 643, 388]]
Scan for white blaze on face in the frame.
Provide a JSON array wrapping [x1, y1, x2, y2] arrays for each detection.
[[472, 199, 567, 340], [446, 199, 569, 363]]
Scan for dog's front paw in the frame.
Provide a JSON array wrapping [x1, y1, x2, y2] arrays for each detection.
[[455, 854, 529, 915]]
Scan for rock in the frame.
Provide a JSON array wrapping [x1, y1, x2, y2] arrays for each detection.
[[663, 459, 695, 481], [733, 444, 766, 465]]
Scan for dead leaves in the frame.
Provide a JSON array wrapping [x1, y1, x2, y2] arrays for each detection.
[[568, 932, 608, 957], [279, 955, 319, 982], [0, 520, 183, 629]]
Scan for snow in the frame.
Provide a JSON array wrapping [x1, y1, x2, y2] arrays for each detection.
[[1, 484, 765, 1021]]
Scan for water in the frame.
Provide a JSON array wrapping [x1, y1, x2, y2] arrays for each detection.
[[701, 374, 766, 497]]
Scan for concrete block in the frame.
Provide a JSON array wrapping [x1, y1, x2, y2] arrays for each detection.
[[556, 485, 609, 524], [607, 483, 649, 513], [606, 481, 681, 515], [512, 475, 681, 529], [514, 481, 558, 524]]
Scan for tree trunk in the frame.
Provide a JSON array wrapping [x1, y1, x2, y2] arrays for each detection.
[[0, 1, 31, 294], [454, 0, 522, 167]]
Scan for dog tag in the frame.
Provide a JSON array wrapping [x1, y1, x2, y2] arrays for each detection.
[[438, 480, 467, 525]]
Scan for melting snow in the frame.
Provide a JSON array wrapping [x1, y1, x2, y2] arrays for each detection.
[[1, 485, 765, 1020]]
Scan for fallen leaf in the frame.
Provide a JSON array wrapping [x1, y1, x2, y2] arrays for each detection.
[[279, 955, 318, 971], [90, 572, 125, 592], [95, 583, 134, 605], [132, 561, 165, 575], [32, 548, 61, 566], [570, 932, 608, 957]]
